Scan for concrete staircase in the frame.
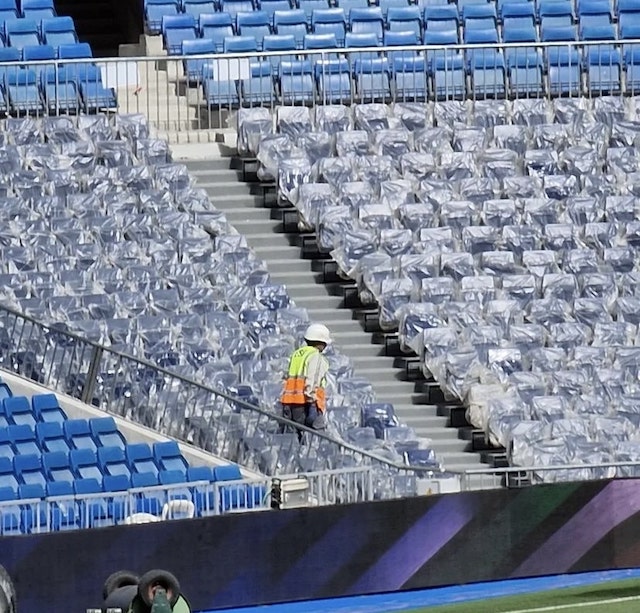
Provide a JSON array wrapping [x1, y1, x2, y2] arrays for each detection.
[[183, 151, 496, 475]]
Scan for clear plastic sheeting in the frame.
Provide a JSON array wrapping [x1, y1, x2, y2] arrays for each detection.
[[259, 101, 640, 481], [237, 107, 273, 157]]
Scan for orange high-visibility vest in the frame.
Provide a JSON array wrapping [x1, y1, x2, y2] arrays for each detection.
[[280, 345, 327, 411]]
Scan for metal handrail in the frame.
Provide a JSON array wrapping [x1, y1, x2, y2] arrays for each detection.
[[0, 302, 432, 478]]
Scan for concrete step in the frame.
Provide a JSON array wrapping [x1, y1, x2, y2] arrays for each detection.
[[200, 181, 256, 197], [185, 159, 232, 172], [232, 230, 282, 244], [253, 245, 302, 259], [208, 194, 263, 208], [265, 259, 313, 274], [281, 282, 341, 300], [219, 207, 274, 222], [349, 355, 398, 371], [292, 294, 344, 309]]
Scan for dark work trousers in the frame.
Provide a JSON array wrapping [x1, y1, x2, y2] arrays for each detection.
[[281, 402, 325, 443]]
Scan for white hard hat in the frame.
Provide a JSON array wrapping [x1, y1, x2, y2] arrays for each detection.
[[304, 323, 332, 345]]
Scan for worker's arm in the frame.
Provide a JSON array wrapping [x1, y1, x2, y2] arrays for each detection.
[[303, 352, 328, 406]]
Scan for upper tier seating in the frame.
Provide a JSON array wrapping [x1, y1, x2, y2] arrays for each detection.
[[143, 0, 640, 100], [253, 97, 640, 483], [0, 114, 432, 497]]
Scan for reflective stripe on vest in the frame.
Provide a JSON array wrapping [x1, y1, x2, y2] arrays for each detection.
[[280, 345, 326, 411]]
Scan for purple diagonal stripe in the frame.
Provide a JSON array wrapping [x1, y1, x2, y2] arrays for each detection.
[[350, 495, 476, 592], [514, 480, 640, 576]]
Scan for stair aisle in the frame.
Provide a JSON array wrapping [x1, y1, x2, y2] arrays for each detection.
[[185, 151, 498, 477]]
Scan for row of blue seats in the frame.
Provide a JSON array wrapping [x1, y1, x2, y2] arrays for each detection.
[[0, 64, 117, 113], [0, 427, 186, 473], [0, 0, 56, 22], [0, 412, 126, 450], [0, 448, 188, 492], [0, 464, 256, 533], [0, 16, 77, 50], [0, 392, 66, 425], [197, 48, 638, 105], [145, 0, 637, 35], [159, 7, 640, 55]]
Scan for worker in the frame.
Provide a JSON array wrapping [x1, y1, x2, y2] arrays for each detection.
[[280, 323, 331, 441]]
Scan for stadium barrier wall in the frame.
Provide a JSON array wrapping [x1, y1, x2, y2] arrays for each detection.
[[4, 38, 639, 132], [0, 467, 376, 535], [2, 477, 640, 611]]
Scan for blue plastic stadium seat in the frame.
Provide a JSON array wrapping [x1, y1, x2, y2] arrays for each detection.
[[182, 38, 215, 82], [279, 58, 315, 103], [57, 42, 92, 59], [45, 480, 77, 530], [257, 0, 292, 21], [7, 423, 39, 455], [0, 456, 18, 491], [182, 0, 217, 18], [153, 441, 189, 474], [98, 445, 131, 477], [469, 51, 506, 97], [42, 450, 75, 482], [202, 61, 239, 106], [311, 8, 346, 44], [424, 4, 458, 30], [547, 47, 582, 95], [353, 56, 391, 100], [240, 59, 275, 104], [273, 9, 308, 47], [0, 487, 21, 535], [345, 31, 380, 62], [74, 478, 112, 529], [315, 56, 351, 102], [21, 0, 55, 20], [586, 47, 621, 94], [384, 30, 419, 62], [462, 2, 497, 30], [31, 393, 66, 424], [18, 482, 46, 533], [5, 17, 40, 48], [237, 11, 271, 48], [220, 0, 254, 20], [378, 0, 409, 17], [35, 421, 68, 453], [199, 13, 234, 52], [263, 33, 296, 69], [0, 47, 21, 91], [304, 32, 339, 58], [223, 33, 258, 52], [131, 472, 164, 515], [90, 417, 126, 449], [213, 464, 242, 481], [0, 430, 14, 460], [625, 45, 640, 92], [508, 48, 544, 95], [22, 43, 54, 71], [538, 0, 575, 25], [125, 443, 160, 475], [349, 7, 384, 43], [64, 419, 97, 452], [103, 473, 131, 492], [393, 55, 427, 100], [41, 16, 77, 48], [502, 2, 535, 31], [4, 396, 36, 428], [187, 466, 213, 482], [432, 53, 466, 99], [70, 448, 102, 481], [578, 0, 612, 28], [423, 29, 459, 65], [145, 0, 179, 35], [0, 0, 18, 22], [162, 14, 197, 54], [335, 0, 368, 19], [387, 5, 421, 36], [14, 453, 45, 487]]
